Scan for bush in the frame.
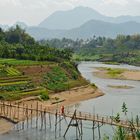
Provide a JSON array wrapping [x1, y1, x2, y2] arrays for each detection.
[[40, 92, 49, 101], [107, 68, 124, 77], [43, 66, 69, 92], [59, 61, 79, 80]]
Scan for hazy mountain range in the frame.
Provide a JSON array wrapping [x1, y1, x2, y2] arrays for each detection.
[[26, 20, 140, 40], [38, 6, 140, 30], [1, 6, 140, 40]]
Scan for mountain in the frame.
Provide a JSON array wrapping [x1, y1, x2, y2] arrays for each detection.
[[39, 6, 105, 30], [26, 20, 140, 40], [112, 15, 140, 23], [26, 26, 65, 40], [62, 20, 140, 39], [1, 6, 140, 40], [39, 6, 140, 30]]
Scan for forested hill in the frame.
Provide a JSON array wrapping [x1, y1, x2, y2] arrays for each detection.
[[0, 25, 72, 61], [44, 35, 140, 66]]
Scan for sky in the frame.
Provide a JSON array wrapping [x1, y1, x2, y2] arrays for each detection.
[[0, 0, 140, 26]]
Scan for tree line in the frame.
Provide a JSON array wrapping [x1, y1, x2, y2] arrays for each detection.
[[43, 35, 140, 66], [0, 26, 73, 62]]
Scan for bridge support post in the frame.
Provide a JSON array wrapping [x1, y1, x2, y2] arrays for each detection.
[[49, 111, 51, 128], [80, 119, 83, 135], [98, 122, 101, 140], [63, 110, 82, 139], [44, 108, 47, 131], [55, 110, 58, 138], [63, 110, 76, 138], [92, 121, 95, 140], [36, 102, 38, 129], [59, 113, 61, 137]]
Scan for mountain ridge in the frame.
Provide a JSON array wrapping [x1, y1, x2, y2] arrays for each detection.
[[38, 6, 140, 30], [26, 20, 140, 40], [1, 6, 140, 40]]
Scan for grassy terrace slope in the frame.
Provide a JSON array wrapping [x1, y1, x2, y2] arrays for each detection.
[[0, 59, 88, 101]]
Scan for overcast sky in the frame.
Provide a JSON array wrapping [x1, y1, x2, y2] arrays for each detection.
[[0, 0, 140, 26]]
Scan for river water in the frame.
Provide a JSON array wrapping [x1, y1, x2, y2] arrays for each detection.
[[0, 61, 140, 140]]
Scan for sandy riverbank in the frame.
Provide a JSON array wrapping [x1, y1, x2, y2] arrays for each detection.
[[0, 118, 14, 135], [16, 85, 104, 112], [0, 85, 104, 134], [93, 67, 140, 81]]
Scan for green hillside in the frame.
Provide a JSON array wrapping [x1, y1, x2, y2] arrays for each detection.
[[0, 26, 88, 101]]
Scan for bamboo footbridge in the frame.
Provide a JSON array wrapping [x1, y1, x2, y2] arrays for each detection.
[[0, 101, 139, 139]]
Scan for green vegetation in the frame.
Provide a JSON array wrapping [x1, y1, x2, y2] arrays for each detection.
[[44, 35, 140, 66], [0, 26, 89, 101], [68, 79, 88, 89], [40, 91, 49, 101], [0, 65, 21, 77], [0, 81, 28, 86], [0, 88, 48, 101], [91, 83, 97, 89], [0, 81, 34, 92], [43, 62, 88, 92], [43, 66, 68, 92], [0, 58, 53, 66], [106, 68, 125, 78], [59, 61, 79, 80], [96, 67, 125, 78], [104, 62, 120, 65], [108, 85, 134, 89], [0, 60, 87, 100], [0, 62, 48, 101], [75, 35, 140, 66], [0, 26, 73, 62], [104, 103, 140, 140]]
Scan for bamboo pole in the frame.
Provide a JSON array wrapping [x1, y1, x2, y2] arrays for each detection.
[[49, 110, 51, 129], [98, 122, 101, 140], [55, 110, 58, 138], [44, 108, 47, 131], [59, 114, 61, 137], [40, 105, 43, 130], [36, 102, 38, 129], [93, 121, 95, 140]]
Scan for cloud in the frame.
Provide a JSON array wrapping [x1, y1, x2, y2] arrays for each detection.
[[0, 0, 21, 6], [102, 0, 128, 5]]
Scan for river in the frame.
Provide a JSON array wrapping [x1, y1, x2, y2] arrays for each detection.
[[0, 61, 140, 140], [78, 62, 140, 116]]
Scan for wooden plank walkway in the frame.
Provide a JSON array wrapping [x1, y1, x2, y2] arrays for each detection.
[[0, 101, 139, 130]]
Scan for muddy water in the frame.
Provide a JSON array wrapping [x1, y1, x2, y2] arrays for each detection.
[[77, 62, 140, 116]]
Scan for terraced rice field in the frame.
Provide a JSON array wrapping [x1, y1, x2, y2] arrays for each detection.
[[0, 65, 48, 101], [6, 67, 21, 76], [0, 66, 21, 77]]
